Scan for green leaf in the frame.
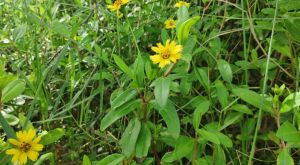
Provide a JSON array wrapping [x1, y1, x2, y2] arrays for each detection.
[[0, 74, 18, 91], [111, 88, 137, 110], [34, 153, 55, 165], [161, 29, 169, 44], [280, 92, 300, 113], [135, 123, 151, 158], [214, 80, 229, 109], [100, 99, 141, 131], [197, 129, 220, 144], [176, 6, 189, 27], [158, 101, 180, 139], [134, 54, 145, 87], [2, 113, 19, 126], [277, 148, 294, 165], [193, 100, 210, 129], [285, 20, 300, 42], [113, 54, 134, 79], [154, 77, 171, 108], [232, 88, 272, 113], [52, 20, 70, 38], [213, 145, 226, 165], [83, 155, 92, 165], [219, 112, 243, 131], [194, 68, 209, 92], [230, 104, 253, 115], [217, 59, 233, 83], [40, 128, 65, 145], [161, 136, 194, 163], [120, 118, 141, 157], [93, 154, 125, 165], [1, 79, 26, 103], [0, 112, 16, 138], [276, 121, 300, 142], [177, 16, 200, 44]]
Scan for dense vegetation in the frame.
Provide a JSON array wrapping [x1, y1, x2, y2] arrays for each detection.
[[1, 0, 300, 164]]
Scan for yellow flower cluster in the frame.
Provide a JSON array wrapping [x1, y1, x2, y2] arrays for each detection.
[[107, 0, 129, 18], [6, 129, 44, 165], [175, 1, 190, 8]]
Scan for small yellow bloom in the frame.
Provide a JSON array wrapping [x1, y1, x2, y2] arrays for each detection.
[[150, 40, 183, 68], [6, 129, 44, 165], [164, 19, 176, 29], [107, 0, 129, 12], [175, 1, 190, 8]]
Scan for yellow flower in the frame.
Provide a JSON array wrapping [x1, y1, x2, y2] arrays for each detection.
[[6, 129, 44, 165], [175, 1, 190, 8], [150, 40, 183, 68], [164, 19, 176, 29], [107, 0, 129, 12]]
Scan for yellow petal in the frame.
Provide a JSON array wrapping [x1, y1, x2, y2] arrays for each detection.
[[150, 55, 163, 64], [151, 46, 161, 54], [31, 143, 44, 151], [12, 153, 20, 164], [8, 138, 21, 146], [27, 150, 39, 161], [32, 136, 41, 144], [16, 131, 25, 140], [6, 148, 20, 155], [158, 59, 171, 68], [25, 129, 36, 142], [19, 152, 27, 165], [121, 0, 129, 5]]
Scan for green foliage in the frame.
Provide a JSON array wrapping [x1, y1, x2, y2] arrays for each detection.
[[1, 0, 300, 164]]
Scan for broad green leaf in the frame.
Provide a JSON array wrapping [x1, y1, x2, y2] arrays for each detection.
[[119, 118, 141, 157], [194, 158, 209, 165], [83, 155, 91, 165], [40, 128, 65, 145], [0, 74, 18, 91], [161, 29, 169, 44], [176, 6, 189, 28], [193, 100, 210, 129], [100, 99, 141, 131], [276, 122, 300, 142], [280, 92, 300, 113], [214, 80, 229, 109], [232, 88, 272, 113], [219, 112, 243, 131], [197, 129, 220, 144], [158, 101, 180, 139], [136, 123, 151, 158], [161, 136, 194, 163], [93, 154, 125, 165], [18, 113, 34, 130], [1, 79, 26, 103], [177, 16, 200, 44], [217, 59, 233, 83], [52, 20, 70, 38], [111, 88, 137, 109], [113, 54, 134, 79], [134, 54, 145, 87], [285, 20, 300, 42], [277, 148, 294, 165], [0, 112, 16, 138], [34, 153, 55, 165], [194, 68, 209, 92], [2, 113, 19, 126], [230, 104, 253, 115], [154, 77, 171, 108], [213, 145, 226, 165]]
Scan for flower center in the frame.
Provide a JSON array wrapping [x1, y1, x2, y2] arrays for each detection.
[[114, 0, 123, 6], [20, 142, 31, 152], [162, 51, 170, 59]]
